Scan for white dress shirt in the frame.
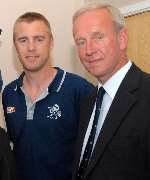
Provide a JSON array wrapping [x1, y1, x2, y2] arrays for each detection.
[[80, 61, 132, 163]]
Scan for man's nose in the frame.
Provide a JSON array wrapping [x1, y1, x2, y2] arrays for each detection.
[[28, 40, 36, 51], [85, 41, 95, 56]]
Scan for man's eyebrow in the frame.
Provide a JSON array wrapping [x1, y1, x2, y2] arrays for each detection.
[[34, 35, 45, 38], [16, 36, 27, 40]]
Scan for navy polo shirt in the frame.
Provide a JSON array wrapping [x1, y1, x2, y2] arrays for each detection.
[[2, 67, 94, 180]]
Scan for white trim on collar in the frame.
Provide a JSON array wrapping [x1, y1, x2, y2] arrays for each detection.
[[56, 71, 66, 92]]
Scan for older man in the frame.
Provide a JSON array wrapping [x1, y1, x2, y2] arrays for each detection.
[[72, 2, 150, 180]]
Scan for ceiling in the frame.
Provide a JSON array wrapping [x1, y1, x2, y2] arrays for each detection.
[[86, 0, 145, 8], [108, 0, 145, 7]]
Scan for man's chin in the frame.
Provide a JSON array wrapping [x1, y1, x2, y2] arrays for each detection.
[[24, 66, 41, 73], [86, 68, 100, 77]]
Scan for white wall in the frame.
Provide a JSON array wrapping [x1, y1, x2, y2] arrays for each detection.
[[0, 0, 96, 128]]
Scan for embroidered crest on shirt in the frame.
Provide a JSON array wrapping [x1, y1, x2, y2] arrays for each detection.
[[7, 106, 16, 113], [47, 104, 61, 119]]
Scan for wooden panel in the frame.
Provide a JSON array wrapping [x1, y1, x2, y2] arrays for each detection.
[[125, 11, 150, 72]]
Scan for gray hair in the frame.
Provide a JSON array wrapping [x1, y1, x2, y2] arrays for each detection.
[[73, 2, 125, 31]]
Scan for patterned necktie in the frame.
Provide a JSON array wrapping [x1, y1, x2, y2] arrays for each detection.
[[77, 87, 105, 180]]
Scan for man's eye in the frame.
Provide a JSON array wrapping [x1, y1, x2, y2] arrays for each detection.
[[18, 38, 26, 43], [76, 39, 86, 47], [35, 36, 45, 42], [37, 38, 44, 42]]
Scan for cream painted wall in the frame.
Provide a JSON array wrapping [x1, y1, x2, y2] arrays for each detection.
[[0, 0, 96, 128]]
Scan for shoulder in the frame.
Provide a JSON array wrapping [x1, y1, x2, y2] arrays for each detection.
[[134, 65, 150, 85], [129, 64, 150, 98], [55, 67, 94, 90], [125, 63, 150, 86], [3, 79, 18, 95], [140, 71, 150, 92], [65, 71, 94, 89], [64, 72, 95, 97], [58, 70, 95, 100]]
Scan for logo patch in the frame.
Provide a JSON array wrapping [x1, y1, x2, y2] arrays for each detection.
[[47, 104, 61, 119], [7, 106, 16, 114]]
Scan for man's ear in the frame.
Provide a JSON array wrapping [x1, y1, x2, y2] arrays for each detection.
[[118, 27, 128, 50], [50, 36, 54, 49]]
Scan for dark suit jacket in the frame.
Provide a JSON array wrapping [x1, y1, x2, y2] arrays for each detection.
[[0, 127, 17, 180], [72, 64, 150, 180]]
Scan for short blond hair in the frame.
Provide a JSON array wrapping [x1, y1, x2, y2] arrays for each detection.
[[13, 12, 53, 41]]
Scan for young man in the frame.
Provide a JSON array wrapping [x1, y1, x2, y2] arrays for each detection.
[[0, 29, 17, 180], [2, 13, 94, 180], [72, 2, 150, 180]]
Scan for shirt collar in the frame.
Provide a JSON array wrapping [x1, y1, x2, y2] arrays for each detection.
[[14, 67, 66, 93], [47, 67, 66, 92], [98, 60, 132, 99]]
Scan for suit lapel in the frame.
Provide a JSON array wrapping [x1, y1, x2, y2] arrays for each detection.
[[85, 64, 142, 177]]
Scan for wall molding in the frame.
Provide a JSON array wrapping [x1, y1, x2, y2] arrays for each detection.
[[120, 0, 150, 17]]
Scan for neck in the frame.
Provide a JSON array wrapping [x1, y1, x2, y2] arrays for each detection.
[[24, 66, 56, 87], [23, 67, 57, 102], [98, 56, 129, 84]]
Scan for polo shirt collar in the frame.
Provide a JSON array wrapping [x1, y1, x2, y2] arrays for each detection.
[[47, 67, 66, 93], [14, 67, 66, 93], [15, 72, 25, 90]]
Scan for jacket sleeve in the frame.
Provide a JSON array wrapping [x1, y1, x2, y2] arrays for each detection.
[[0, 127, 17, 180]]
